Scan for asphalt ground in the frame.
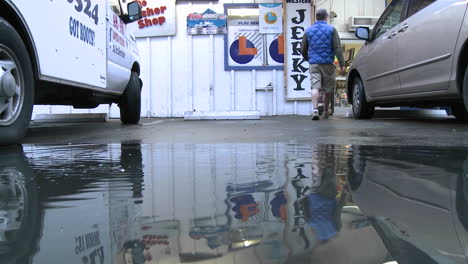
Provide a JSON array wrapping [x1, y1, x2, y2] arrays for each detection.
[[22, 113, 468, 146]]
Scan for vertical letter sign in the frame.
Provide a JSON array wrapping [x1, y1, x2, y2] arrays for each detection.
[[284, 0, 313, 100]]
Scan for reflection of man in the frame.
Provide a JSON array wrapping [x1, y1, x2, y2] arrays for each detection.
[[304, 146, 346, 242], [301, 9, 345, 120], [122, 240, 148, 264]]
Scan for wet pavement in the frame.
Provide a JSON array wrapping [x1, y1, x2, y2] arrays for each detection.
[[22, 116, 468, 146], [1, 142, 468, 264]]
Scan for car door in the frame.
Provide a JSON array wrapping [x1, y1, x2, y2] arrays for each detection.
[[396, 0, 467, 94], [107, 0, 133, 93], [364, 0, 406, 98]]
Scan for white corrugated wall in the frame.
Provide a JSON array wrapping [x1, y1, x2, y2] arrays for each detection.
[[32, 0, 385, 119]]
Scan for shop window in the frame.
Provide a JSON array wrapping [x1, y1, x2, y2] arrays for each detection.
[[224, 4, 284, 71], [406, 0, 435, 18]]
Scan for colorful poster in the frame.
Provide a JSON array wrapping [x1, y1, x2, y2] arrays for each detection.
[[128, 0, 176, 37], [227, 17, 264, 67], [187, 9, 227, 35], [266, 34, 284, 66], [284, 0, 313, 100], [259, 4, 283, 34]]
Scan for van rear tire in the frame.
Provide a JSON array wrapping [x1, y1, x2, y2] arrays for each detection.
[[0, 18, 34, 145], [119, 72, 141, 124]]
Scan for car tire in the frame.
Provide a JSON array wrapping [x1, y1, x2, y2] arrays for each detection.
[[119, 72, 141, 124], [451, 103, 468, 121], [0, 146, 40, 262], [352, 77, 374, 119], [0, 18, 34, 145], [463, 66, 468, 113]]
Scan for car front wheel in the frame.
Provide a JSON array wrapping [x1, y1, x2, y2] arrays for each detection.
[[352, 77, 374, 119], [119, 72, 141, 124], [0, 18, 34, 145]]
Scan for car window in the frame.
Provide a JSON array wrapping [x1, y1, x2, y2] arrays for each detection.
[[406, 0, 435, 18], [372, 0, 406, 40]]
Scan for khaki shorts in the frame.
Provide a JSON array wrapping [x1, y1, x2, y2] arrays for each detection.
[[309, 64, 336, 94]]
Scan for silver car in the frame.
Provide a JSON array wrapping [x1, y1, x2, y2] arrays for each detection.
[[348, 0, 468, 120]]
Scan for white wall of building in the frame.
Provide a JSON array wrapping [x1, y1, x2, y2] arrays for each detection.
[[32, 0, 386, 119]]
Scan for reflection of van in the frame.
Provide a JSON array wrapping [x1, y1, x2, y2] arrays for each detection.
[[0, 144, 145, 264], [0, 0, 143, 145], [347, 146, 468, 263]]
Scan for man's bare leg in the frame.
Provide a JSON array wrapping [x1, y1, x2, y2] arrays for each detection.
[[311, 88, 320, 120]]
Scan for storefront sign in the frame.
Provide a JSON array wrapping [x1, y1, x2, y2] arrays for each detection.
[[187, 9, 227, 35], [267, 34, 284, 66], [227, 16, 264, 67], [259, 4, 283, 34], [128, 0, 176, 37], [284, 0, 313, 100]]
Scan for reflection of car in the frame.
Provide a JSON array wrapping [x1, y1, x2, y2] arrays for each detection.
[[347, 146, 468, 264], [0, 144, 145, 264], [0, 146, 41, 264], [347, 0, 468, 120]]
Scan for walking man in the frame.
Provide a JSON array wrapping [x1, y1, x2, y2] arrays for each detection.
[[301, 9, 345, 120]]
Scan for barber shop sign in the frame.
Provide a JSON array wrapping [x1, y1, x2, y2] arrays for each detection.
[[128, 0, 176, 37], [284, 0, 313, 100]]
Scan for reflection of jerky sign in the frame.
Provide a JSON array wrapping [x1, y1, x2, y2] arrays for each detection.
[[289, 9, 308, 91], [69, 16, 96, 47], [136, 0, 167, 29]]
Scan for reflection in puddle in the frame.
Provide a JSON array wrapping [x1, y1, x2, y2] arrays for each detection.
[[1, 144, 467, 263]]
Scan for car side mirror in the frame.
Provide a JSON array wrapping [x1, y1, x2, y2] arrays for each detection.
[[356, 27, 370, 41], [127, 1, 142, 23]]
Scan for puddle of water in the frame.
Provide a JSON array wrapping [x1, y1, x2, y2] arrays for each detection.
[[0, 144, 467, 264]]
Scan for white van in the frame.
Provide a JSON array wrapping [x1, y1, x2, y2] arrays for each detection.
[[0, 0, 143, 145]]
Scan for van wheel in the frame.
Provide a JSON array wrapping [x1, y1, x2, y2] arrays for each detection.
[[119, 72, 141, 124], [451, 104, 468, 121], [0, 18, 34, 145], [352, 77, 374, 119]]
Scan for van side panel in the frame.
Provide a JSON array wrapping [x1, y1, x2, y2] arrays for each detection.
[[10, 0, 107, 89], [449, 3, 468, 95]]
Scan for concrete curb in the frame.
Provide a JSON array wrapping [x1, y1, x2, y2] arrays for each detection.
[[33, 113, 109, 123], [184, 111, 261, 120]]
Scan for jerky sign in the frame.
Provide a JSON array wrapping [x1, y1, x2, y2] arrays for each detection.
[[284, 0, 313, 100]]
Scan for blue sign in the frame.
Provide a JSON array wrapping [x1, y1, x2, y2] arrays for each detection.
[[269, 37, 284, 63], [229, 36, 258, 64]]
